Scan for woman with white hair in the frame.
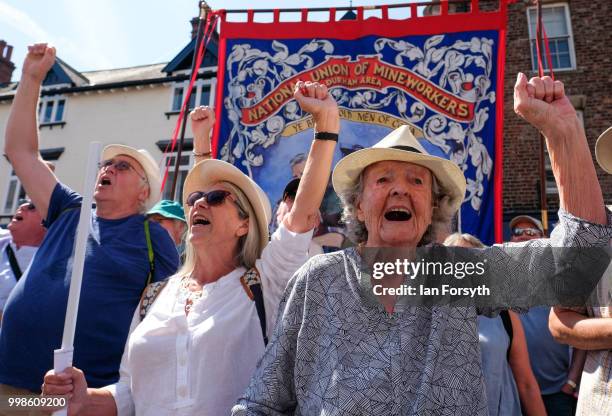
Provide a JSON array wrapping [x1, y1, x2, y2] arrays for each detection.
[[41, 81, 339, 415], [232, 74, 612, 415]]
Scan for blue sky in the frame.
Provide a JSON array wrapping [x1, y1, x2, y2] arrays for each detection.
[[1, 0, 420, 81]]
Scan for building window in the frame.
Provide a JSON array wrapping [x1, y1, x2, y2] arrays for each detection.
[[39, 96, 67, 124], [161, 152, 195, 201], [527, 4, 575, 71], [170, 81, 213, 113], [3, 169, 26, 215]]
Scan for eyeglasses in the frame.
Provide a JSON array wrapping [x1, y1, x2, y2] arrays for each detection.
[[186, 190, 247, 216], [512, 227, 542, 237], [98, 159, 147, 182]]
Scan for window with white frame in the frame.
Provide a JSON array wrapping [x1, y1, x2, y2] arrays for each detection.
[[38, 95, 67, 124], [169, 79, 214, 112], [161, 152, 195, 201], [527, 4, 575, 71], [3, 169, 26, 215]]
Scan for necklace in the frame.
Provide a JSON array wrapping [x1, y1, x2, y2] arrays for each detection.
[[180, 275, 204, 315]]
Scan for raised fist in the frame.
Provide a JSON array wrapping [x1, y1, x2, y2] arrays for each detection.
[[22, 43, 56, 84], [293, 81, 340, 134]]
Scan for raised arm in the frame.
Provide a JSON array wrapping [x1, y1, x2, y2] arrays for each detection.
[[549, 307, 612, 350], [190, 105, 214, 162], [4, 43, 59, 219], [284, 81, 339, 233], [514, 73, 605, 224]]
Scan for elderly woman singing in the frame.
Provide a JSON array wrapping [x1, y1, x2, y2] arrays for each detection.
[[41, 81, 338, 416], [232, 74, 612, 415]]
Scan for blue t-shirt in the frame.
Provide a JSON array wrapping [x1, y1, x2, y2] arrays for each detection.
[[520, 306, 571, 395], [0, 183, 179, 392]]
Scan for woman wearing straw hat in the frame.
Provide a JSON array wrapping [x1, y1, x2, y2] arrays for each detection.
[[233, 74, 612, 415], [41, 81, 338, 415]]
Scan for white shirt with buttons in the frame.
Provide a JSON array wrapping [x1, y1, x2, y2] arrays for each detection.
[[103, 223, 313, 416]]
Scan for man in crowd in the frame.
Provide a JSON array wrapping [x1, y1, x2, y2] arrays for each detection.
[[549, 126, 612, 415], [512, 215, 584, 415], [146, 199, 187, 248], [0, 43, 179, 406], [0, 200, 46, 318]]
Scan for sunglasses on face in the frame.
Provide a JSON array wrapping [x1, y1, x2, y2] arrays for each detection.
[[186, 190, 248, 216], [98, 159, 147, 182], [512, 227, 542, 237]]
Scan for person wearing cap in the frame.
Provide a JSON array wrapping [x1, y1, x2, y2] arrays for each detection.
[[146, 200, 187, 248], [509, 215, 544, 242], [232, 74, 612, 415], [41, 81, 338, 415], [0, 43, 179, 403], [549, 126, 612, 415], [0, 200, 46, 319]]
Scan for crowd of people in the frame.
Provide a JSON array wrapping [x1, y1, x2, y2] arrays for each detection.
[[0, 43, 609, 416]]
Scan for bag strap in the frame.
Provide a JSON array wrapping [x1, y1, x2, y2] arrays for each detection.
[[57, 206, 156, 295], [143, 219, 155, 288], [240, 267, 268, 346], [139, 279, 169, 321], [499, 310, 514, 362], [5, 245, 22, 281]]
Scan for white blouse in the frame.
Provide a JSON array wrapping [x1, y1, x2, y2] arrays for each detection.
[[102, 224, 313, 416]]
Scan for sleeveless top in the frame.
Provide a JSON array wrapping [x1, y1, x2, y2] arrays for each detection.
[[478, 315, 523, 416]]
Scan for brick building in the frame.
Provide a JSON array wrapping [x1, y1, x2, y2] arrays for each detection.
[[501, 0, 612, 236]]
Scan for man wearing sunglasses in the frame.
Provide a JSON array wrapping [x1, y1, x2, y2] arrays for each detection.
[[509, 213, 584, 414], [0, 200, 46, 319], [0, 43, 179, 403], [509, 215, 544, 243]]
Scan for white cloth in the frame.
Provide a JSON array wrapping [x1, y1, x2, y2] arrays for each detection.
[[102, 223, 313, 416], [0, 232, 38, 311]]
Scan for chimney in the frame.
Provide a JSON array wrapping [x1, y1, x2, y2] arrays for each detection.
[[190, 1, 212, 39], [0, 40, 15, 84]]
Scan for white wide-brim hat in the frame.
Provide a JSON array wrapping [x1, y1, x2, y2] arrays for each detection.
[[595, 127, 612, 174], [332, 125, 467, 213], [101, 144, 161, 211], [182, 159, 272, 256]]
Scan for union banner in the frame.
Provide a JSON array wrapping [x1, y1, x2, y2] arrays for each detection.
[[213, 3, 509, 244]]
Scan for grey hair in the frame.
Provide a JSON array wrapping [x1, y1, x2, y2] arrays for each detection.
[[339, 170, 456, 246], [443, 232, 485, 248], [177, 181, 260, 278]]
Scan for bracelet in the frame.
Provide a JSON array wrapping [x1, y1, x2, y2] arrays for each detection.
[[314, 132, 339, 142], [566, 379, 577, 389], [192, 150, 212, 157]]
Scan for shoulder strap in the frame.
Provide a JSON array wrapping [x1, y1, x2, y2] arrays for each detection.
[[240, 267, 268, 346], [5, 245, 22, 281], [139, 279, 169, 321], [499, 310, 514, 362], [144, 219, 155, 288]]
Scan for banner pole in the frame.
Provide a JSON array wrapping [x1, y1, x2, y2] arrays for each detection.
[[169, 1, 209, 201], [52, 141, 102, 416]]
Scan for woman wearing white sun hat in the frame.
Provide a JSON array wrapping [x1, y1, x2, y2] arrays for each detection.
[[41, 80, 339, 415], [233, 74, 612, 415]]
